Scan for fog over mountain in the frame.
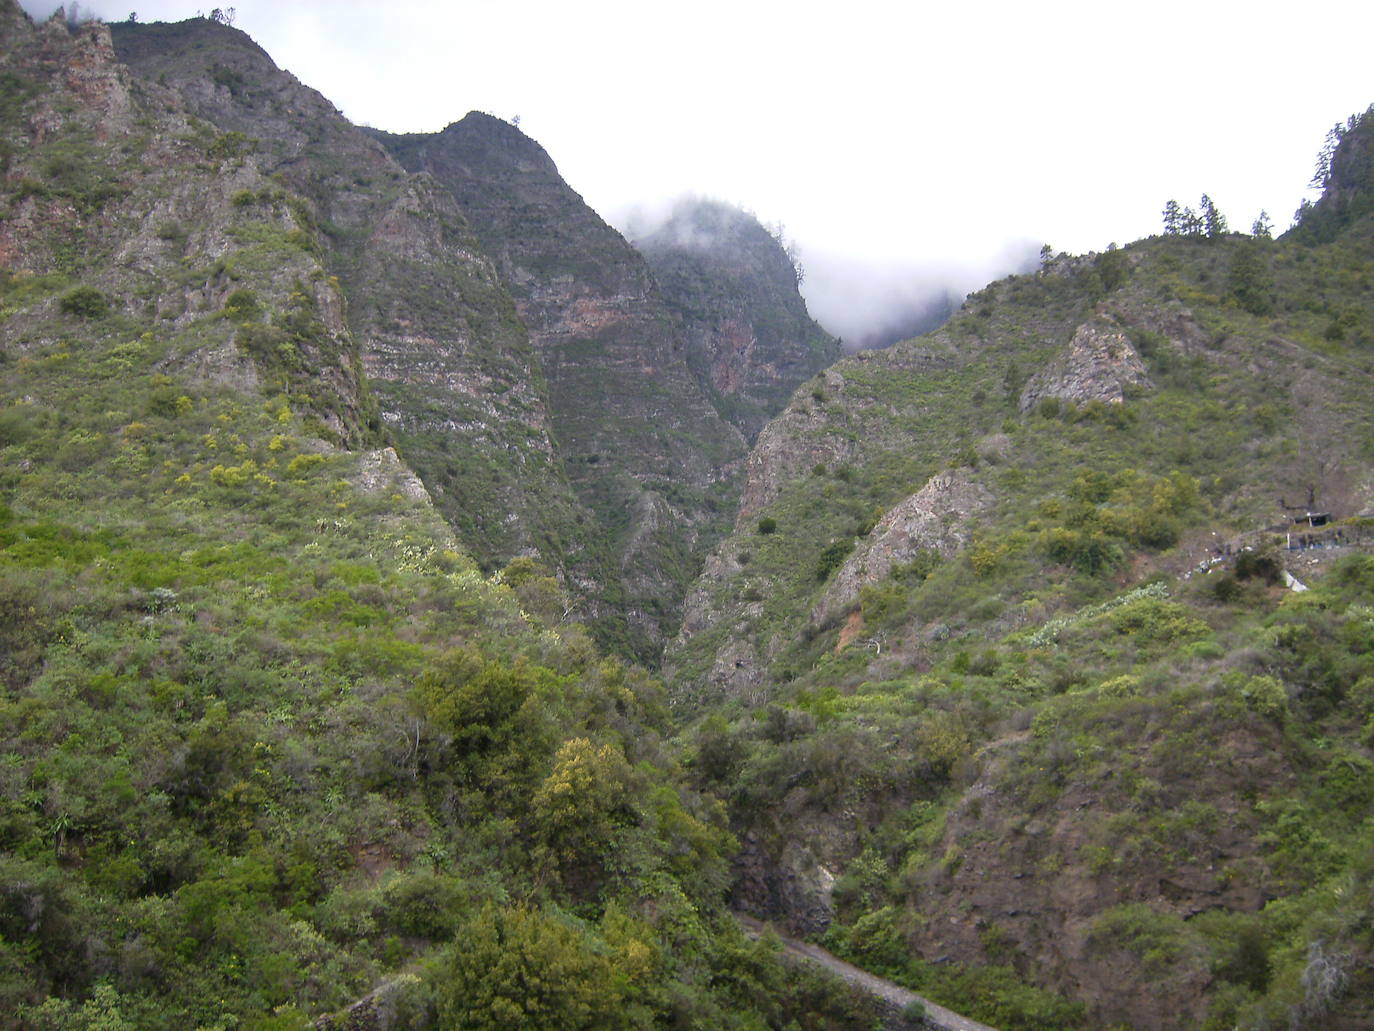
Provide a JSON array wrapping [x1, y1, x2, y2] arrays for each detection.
[[620, 198, 1040, 351], [796, 244, 1043, 351]]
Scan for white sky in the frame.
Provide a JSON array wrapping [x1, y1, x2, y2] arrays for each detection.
[[19, 0, 1374, 341]]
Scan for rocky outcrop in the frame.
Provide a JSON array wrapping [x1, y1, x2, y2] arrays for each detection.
[[354, 447, 433, 503], [737, 367, 861, 524], [1018, 318, 1151, 411], [315, 974, 424, 1031], [735, 336, 966, 524], [1, 11, 375, 439], [814, 471, 993, 626], [732, 832, 839, 936]]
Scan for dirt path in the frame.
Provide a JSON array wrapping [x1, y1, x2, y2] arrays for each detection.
[[737, 915, 1000, 1031]]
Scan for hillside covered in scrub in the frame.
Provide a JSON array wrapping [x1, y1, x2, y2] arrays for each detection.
[[0, 6, 878, 1029], [3, 3, 1374, 1030], [668, 111, 1374, 1029]]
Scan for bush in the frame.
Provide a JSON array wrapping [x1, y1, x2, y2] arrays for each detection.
[[58, 286, 108, 319], [222, 289, 262, 322], [1239, 674, 1288, 721], [756, 517, 777, 535], [436, 905, 625, 1031], [815, 538, 854, 581], [1235, 549, 1281, 584]]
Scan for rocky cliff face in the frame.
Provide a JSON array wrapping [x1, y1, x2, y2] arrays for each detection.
[[96, 19, 849, 663], [630, 198, 840, 440], [373, 114, 753, 658], [108, 19, 594, 574], [813, 470, 993, 627], [2, 10, 373, 441]]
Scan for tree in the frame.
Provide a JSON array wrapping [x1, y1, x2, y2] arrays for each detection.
[[1162, 199, 1182, 235], [1200, 194, 1228, 238], [1251, 210, 1273, 238], [1311, 120, 1347, 190], [413, 652, 559, 795], [437, 905, 626, 1031], [531, 737, 635, 872], [1096, 247, 1129, 292]]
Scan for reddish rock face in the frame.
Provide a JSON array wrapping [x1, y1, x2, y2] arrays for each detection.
[[633, 198, 841, 442], [709, 318, 757, 395]]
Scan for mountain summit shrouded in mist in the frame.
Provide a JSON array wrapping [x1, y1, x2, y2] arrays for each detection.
[[14, 0, 1374, 298], [622, 197, 1038, 352], [626, 197, 839, 437]]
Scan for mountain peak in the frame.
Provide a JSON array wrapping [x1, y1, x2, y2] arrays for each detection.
[[427, 109, 562, 177]]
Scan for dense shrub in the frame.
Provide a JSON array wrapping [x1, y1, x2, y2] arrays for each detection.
[[57, 285, 108, 318]]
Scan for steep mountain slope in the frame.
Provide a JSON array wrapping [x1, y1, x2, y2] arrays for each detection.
[[107, 17, 595, 581], [102, 28, 840, 664], [629, 197, 840, 440], [669, 117, 1374, 1029], [373, 116, 755, 661], [0, 7, 890, 1030]]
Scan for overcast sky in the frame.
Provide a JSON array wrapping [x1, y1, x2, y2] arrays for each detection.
[[19, 0, 1374, 343]]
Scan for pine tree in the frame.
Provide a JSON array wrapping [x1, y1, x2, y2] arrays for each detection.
[[1162, 200, 1182, 235], [1200, 194, 1228, 238], [1251, 210, 1273, 239]]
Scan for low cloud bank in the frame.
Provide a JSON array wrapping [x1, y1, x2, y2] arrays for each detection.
[[616, 197, 1042, 354], [800, 242, 1042, 352]]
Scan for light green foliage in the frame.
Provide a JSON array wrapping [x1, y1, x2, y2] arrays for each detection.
[[222, 288, 262, 322], [1238, 673, 1289, 720], [1039, 468, 1202, 575], [437, 906, 626, 1031], [1090, 903, 1201, 977], [532, 737, 634, 865], [1105, 597, 1210, 645]]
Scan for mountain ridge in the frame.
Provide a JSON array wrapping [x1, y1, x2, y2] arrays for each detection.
[[5, 4, 1374, 1029]]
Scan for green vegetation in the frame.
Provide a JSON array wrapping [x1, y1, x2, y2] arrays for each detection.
[[58, 286, 110, 319], [7, 10, 1374, 1030], [0, 13, 890, 1030], [666, 109, 1374, 1028]]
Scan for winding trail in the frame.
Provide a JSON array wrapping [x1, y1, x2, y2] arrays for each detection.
[[737, 915, 1000, 1031]]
